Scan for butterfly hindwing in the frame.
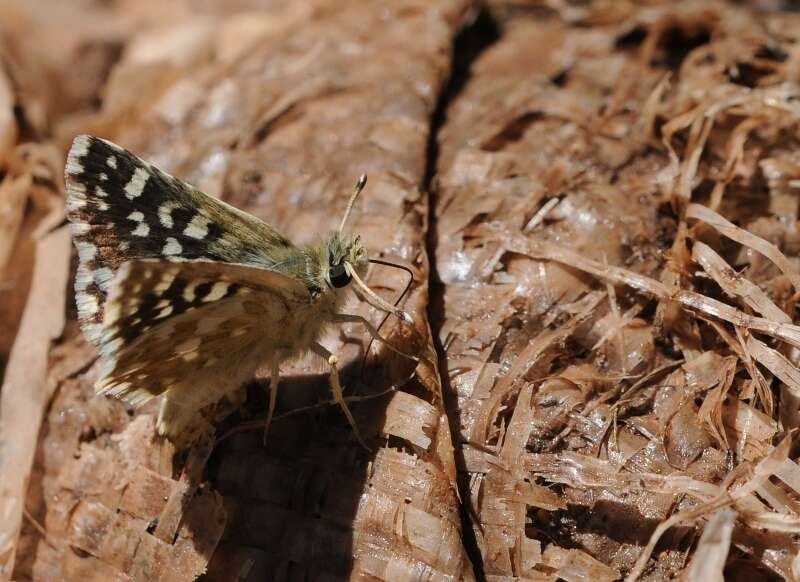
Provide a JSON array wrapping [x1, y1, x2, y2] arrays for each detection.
[[65, 135, 295, 345], [96, 259, 310, 434], [100, 258, 308, 348]]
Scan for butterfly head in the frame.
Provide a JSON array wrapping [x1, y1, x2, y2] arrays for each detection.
[[324, 232, 368, 289], [321, 175, 413, 325]]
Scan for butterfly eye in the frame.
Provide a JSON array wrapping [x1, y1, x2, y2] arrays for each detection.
[[329, 263, 351, 288]]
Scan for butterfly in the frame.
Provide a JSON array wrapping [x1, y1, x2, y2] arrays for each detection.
[[64, 135, 414, 447]]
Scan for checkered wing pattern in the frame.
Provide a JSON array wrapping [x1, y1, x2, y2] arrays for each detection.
[[65, 136, 316, 437], [96, 259, 309, 437], [65, 135, 295, 345]]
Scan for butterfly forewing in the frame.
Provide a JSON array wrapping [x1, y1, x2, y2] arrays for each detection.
[[65, 135, 295, 345]]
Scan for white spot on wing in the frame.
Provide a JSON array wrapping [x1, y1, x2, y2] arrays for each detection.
[[77, 293, 99, 318], [107, 156, 117, 169], [83, 322, 103, 345], [125, 166, 149, 200], [163, 237, 182, 256], [75, 264, 92, 292], [159, 201, 177, 228], [132, 221, 150, 237], [67, 196, 86, 211], [183, 283, 197, 302], [183, 213, 211, 239], [103, 336, 124, 356], [127, 211, 144, 222], [76, 242, 97, 263], [94, 267, 114, 291], [71, 222, 90, 235], [66, 182, 88, 213], [205, 282, 229, 302], [66, 135, 90, 176]]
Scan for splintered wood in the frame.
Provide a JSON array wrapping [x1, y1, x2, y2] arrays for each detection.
[[0, 227, 70, 578], [6, 0, 800, 580], [436, 1, 800, 580]]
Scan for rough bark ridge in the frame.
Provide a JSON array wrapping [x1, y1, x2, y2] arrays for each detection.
[[6, 1, 475, 580], [436, 1, 800, 580]]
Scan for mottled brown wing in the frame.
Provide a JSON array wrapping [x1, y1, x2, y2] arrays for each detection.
[[65, 135, 296, 345], [96, 259, 310, 431]]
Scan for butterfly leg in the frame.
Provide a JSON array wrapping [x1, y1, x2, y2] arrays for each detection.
[[330, 313, 418, 362], [263, 357, 280, 445], [310, 342, 369, 450]]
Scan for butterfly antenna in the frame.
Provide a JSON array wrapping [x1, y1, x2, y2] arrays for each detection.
[[344, 262, 413, 324], [339, 174, 367, 234]]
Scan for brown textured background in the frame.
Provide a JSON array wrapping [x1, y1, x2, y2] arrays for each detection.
[[2, 1, 800, 581]]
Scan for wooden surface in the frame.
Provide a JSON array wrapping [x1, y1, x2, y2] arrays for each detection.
[[2, 1, 800, 580]]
